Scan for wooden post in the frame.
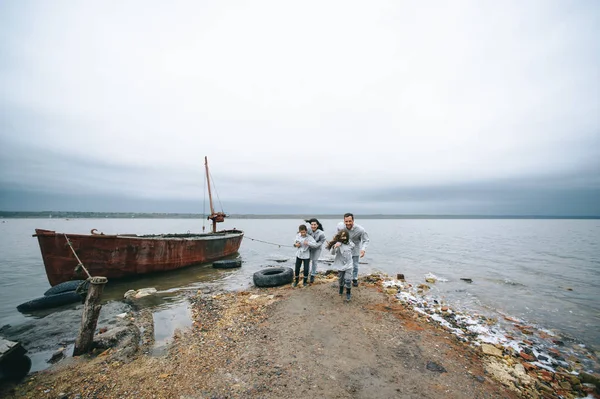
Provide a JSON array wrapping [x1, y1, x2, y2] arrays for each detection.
[[73, 277, 107, 356]]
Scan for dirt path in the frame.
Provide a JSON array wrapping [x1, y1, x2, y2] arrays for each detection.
[[202, 280, 518, 399], [1, 276, 522, 399]]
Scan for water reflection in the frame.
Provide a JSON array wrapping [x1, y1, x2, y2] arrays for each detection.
[[152, 301, 193, 356], [100, 254, 241, 301]]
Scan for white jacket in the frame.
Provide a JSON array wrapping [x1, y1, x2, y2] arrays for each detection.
[[294, 233, 316, 259], [336, 222, 370, 257], [330, 241, 355, 271]]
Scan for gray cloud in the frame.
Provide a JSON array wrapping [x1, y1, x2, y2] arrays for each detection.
[[1, 1, 599, 215], [356, 169, 600, 216]]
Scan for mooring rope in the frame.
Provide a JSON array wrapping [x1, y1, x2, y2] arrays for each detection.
[[64, 233, 92, 279], [244, 236, 288, 248]]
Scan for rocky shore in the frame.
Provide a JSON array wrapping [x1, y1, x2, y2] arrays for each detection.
[[1, 272, 598, 399]]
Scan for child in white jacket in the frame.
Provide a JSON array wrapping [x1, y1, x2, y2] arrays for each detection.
[[293, 224, 317, 287], [326, 230, 355, 301]]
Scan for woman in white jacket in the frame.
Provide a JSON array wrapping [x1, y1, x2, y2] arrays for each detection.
[[326, 230, 355, 301], [305, 218, 326, 283]]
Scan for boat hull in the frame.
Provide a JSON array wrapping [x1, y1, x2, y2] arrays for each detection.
[[34, 229, 244, 286]]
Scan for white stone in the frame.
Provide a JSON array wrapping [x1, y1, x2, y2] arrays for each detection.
[[134, 288, 157, 298], [124, 287, 157, 299]]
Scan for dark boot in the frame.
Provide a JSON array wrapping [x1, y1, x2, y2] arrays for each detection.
[[303, 277, 308, 286], [310, 275, 315, 284], [339, 285, 344, 295], [292, 277, 299, 287], [352, 279, 358, 287], [346, 287, 352, 301]]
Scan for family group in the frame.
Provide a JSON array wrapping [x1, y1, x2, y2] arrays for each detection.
[[293, 213, 370, 301]]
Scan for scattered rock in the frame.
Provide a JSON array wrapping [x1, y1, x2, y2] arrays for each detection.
[[426, 361, 447, 373], [511, 363, 531, 385], [519, 351, 536, 362], [93, 325, 140, 352], [48, 347, 66, 364], [481, 344, 503, 358], [579, 371, 600, 390], [483, 358, 520, 392]]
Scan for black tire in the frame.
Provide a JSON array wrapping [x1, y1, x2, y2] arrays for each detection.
[[43, 280, 87, 296], [0, 354, 31, 380], [213, 259, 242, 269], [253, 267, 294, 287], [17, 291, 84, 312]]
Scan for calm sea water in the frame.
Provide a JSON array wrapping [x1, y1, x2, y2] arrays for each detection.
[[0, 218, 598, 372]]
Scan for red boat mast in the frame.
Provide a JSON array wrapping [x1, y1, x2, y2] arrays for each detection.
[[204, 156, 226, 233]]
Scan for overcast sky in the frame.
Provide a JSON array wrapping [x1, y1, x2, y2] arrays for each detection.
[[1, 0, 599, 215]]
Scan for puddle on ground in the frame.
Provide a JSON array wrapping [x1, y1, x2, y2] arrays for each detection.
[[27, 344, 75, 373], [151, 300, 193, 356]]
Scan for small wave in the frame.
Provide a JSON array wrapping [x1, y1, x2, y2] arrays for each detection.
[[265, 255, 291, 262], [502, 278, 526, 287], [424, 272, 449, 283]]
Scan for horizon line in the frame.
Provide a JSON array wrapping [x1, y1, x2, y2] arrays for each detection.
[[1, 211, 598, 219]]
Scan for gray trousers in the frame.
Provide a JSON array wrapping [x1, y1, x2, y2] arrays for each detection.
[[309, 249, 321, 276], [352, 255, 359, 280], [338, 270, 352, 289]]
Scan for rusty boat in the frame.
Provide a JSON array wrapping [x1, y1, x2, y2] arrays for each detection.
[[33, 157, 244, 287]]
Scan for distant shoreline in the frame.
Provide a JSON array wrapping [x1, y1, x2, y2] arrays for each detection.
[[0, 211, 598, 219]]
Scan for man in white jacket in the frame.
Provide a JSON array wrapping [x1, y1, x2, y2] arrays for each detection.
[[336, 213, 370, 287]]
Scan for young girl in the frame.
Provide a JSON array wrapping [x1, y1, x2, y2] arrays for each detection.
[[326, 230, 355, 301], [293, 225, 316, 287]]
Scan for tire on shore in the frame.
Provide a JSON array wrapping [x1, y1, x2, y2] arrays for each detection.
[[43, 280, 87, 296], [0, 354, 31, 380], [16, 291, 84, 313], [212, 259, 242, 269], [253, 267, 294, 287]]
